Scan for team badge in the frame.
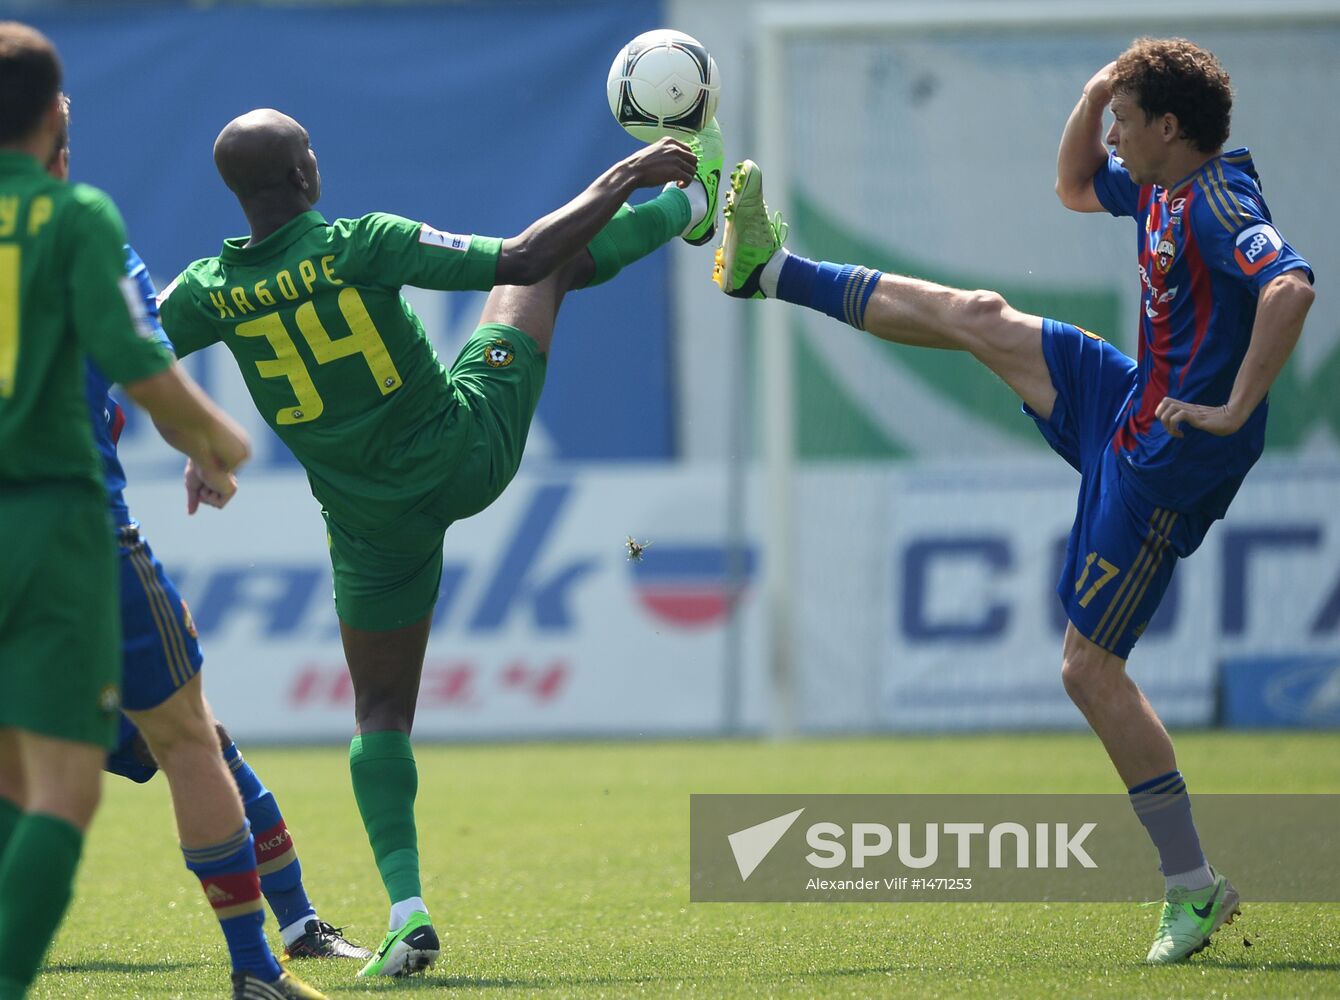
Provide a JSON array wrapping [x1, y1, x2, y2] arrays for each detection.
[[1154, 229, 1177, 274], [483, 338, 515, 368], [99, 684, 121, 714], [181, 599, 198, 639]]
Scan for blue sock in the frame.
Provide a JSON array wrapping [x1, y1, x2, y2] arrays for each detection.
[[774, 255, 882, 330], [1128, 770, 1207, 877], [224, 741, 316, 933], [182, 823, 282, 980]]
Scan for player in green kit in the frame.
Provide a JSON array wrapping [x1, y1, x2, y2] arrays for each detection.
[[0, 24, 251, 1000], [158, 107, 721, 977]]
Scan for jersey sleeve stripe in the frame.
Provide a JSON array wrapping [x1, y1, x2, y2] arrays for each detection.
[[1212, 161, 1254, 224], [1205, 171, 1248, 228], [1195, 177, 1239, 234]]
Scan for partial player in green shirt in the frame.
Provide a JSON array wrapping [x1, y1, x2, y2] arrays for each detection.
[[0, 24, 251, 1000], [157, 106, 723, 978]]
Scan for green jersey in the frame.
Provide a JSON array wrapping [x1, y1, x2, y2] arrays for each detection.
[[0, 151, 172, 494], [160, 211, 502, 530]]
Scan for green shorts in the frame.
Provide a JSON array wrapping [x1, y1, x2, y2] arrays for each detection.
[[325, 323, 547, 631], [0, 486, 122, 748]]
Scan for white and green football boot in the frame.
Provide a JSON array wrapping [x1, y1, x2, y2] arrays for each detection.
[[356, 910, 439, 977], [712, 159, 788, 298], [1145, 871, 1240, 963], [682, 117, 723, 246]]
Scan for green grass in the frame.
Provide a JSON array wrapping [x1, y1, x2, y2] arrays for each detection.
[[34, 732, 1340, 999]]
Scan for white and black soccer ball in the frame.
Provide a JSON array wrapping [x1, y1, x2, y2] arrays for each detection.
[[606, 29, 720, 143]]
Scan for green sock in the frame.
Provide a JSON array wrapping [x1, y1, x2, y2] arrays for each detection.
[[350, 731, 422, 904], [584, 187, 691, 288], [0, 798, 20, 859], [0, 813, 84, 995]]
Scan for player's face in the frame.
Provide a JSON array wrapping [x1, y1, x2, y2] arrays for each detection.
[[1106, 91, 1164, 184]]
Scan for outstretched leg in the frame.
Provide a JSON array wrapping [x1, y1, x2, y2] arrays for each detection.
[[713, 159, 1057, 417], [482, 117, 723, 354]]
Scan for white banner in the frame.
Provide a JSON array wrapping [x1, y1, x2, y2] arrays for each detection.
[[870, 461, 1340, 730], [125, 468, 766, 741], [125, 460, 1340, 739]]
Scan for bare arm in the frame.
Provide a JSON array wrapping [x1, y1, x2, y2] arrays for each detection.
[[495, 136, 698, 286], [1156, 270, 1316, 437], [123, 364, 251, 509], [1056, 62, 1116, 213]]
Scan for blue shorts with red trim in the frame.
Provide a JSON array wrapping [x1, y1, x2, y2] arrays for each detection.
[[104, 526, 203, 783], [1025, 320, 1213, 659]]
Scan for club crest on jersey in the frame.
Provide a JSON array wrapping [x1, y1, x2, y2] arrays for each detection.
[[99, 684, 121, 715], [1234, 223, 1283, 276], [483, 338, 515, 368], [1155, 233, 1177, 274], [181, 600, 198, 639]]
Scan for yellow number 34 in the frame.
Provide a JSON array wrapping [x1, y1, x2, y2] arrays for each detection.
[[236, 287, 402, 425]]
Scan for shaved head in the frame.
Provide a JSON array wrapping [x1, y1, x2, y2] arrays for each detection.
[[213, 108, 320, 204]]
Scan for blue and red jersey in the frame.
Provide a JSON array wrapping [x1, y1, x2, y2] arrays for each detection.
[[1092, 148, 1312, 516], [84, 245, 173, 526]]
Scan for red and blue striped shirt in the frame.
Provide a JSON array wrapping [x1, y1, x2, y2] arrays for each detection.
[[1093, 149, 1313, 516]]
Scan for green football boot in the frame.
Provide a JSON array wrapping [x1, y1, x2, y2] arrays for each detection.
[[356, 910, 439, 977], [712, 159, 788, 298], [1145, 871, 1241, 963], [682, 117, 723, 245]]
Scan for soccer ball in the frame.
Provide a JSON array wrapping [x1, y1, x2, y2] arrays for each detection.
[[606, 29, 720, 142]]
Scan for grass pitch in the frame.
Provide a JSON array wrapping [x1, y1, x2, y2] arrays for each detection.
[[34, 732, 1340, 999]]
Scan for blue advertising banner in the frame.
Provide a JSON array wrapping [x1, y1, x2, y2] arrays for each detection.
[[25, 1, 672, 464]]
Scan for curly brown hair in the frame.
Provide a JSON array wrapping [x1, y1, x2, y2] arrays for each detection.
[[1111, 37, 1232, 153]]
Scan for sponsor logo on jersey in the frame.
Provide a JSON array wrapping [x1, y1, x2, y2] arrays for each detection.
[[1233, 223, 1282, 276], [419, 224, 472, 252], [1144, 284, 1179, 321], [483, 338, 515, 368]]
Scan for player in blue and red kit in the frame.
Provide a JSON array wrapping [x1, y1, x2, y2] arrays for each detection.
[[47, 102, 362, 1000], [96, 248, 373, 964], [712, 38, 1315, 961]]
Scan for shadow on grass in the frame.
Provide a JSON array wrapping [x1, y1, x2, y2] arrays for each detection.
[[44, 959, 199, 974], [325, 966, 901, 992], [1195, 960, 1340, 972]]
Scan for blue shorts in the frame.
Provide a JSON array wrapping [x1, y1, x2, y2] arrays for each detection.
[[1026, 321, 1213, 659], [104, 525, 202, 782]]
